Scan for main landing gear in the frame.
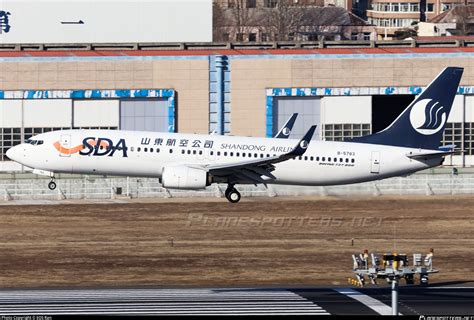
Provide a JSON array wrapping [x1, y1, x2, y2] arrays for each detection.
[[48, 177, 57, 190], [225, 185, 241, 203]]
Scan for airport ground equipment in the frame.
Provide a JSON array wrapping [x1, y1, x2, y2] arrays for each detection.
[[350, 250, 438, 315]]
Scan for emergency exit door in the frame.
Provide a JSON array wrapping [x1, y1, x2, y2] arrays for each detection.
[[59, 134, 71, 157], [371, 151, 380, 174]]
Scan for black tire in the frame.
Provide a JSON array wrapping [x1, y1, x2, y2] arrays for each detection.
[[48, 181, 57, 190], [226, 189, 241, 203]]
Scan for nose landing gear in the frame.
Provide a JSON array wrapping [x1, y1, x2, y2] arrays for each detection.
[[225, 185, 241, 203], [48, 178, 57, 190]]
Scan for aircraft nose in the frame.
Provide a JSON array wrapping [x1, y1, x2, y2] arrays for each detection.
[[6, 145, 21, 162]]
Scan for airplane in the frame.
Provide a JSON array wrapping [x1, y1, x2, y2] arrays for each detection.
[[6, 67, 463, 203]]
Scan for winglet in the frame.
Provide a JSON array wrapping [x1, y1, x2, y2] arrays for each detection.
[[289, 125, 317, 156], [274, 113, 298, 139]]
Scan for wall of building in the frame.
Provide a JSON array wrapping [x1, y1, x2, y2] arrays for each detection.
[[0, 58, 210, 133]]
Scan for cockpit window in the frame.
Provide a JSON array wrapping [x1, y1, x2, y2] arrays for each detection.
[[26, 139, 44, 145]]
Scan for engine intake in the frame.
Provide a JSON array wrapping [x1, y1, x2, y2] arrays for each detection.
[[161, 165, 209, 190]]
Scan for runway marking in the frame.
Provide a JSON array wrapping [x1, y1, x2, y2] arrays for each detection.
[[427, 287, 474, 289], [334, 288, 402, 315], [0, 288, 330, 315]]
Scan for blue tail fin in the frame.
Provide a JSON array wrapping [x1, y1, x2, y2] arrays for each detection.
[[351, 67, 463, 150]]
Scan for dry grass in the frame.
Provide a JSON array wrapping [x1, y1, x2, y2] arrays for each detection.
[[0, 195, 472, 288]]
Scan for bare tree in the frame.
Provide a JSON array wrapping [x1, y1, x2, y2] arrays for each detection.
[[455, 9, 474, 35], [213, 3, 227, 41], [262, 1, 308, 41]]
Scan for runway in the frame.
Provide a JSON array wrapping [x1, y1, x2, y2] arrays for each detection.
[[0, 285, 472, 315], [0, 288, 329, 315]]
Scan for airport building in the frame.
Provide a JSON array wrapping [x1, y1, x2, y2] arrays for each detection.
[[1, 43, 474, 172], [1, 1, 474, 171]]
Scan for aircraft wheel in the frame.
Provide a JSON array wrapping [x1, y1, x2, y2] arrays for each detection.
[[226, 188, 241, 203], [48, 181, 57, 190], [420, 275, 429, 285]]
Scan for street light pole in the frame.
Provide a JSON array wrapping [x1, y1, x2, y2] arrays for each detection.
[[392, 278, 399, 315]]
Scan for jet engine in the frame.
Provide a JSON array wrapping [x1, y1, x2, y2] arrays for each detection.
[[161, 165, 209, 190]]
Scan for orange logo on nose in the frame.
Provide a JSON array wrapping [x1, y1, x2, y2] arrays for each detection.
[[54, 139, 109, 155]]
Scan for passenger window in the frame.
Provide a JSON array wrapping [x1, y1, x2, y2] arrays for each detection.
[[157, 148, 160, 153], [181, 150, 185, 154], [266, 154, 270, 158], [230, 152, 234, 156], [322, 157, 325, 161], [310, 156, 314, 161], [254, 153, 257, 158], [298, 156, 302, 160], [304, 156, 308, 161], [328, 157, 331, 162], [169, 149, 173, 153], [131, 147, 134, 152], [236, 152, 240, 157], [217, 151, 221, 156], [351, 159, 355, 163], [187, 150, 191, 154], [242, 153, 246, 157], [346, 158, 349, 163], [210, 151, 214, 156], [316, 156, 319, 161], [193, 150, 197, 155], [340, 158, 343, 162], [144, 148, 148, 152], [224, 152, 228, 156], [137, 147, 141, 152], [199, 150, 203, 155], [150, 148, 154, 152]]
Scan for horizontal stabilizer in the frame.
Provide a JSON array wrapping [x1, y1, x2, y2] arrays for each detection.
[[406, 150, 455, 160]]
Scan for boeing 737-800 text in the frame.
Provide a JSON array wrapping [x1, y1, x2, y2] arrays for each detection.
[[6, 67, 463, 203]]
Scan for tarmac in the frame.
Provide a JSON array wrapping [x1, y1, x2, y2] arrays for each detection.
[[0, 284, 472, 315]]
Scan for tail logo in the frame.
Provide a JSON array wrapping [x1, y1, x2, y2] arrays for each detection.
[[409, 99, 447, 135], [281, 127, 291, 136]]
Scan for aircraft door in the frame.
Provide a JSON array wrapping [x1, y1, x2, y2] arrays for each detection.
[[59, 134, 72, 157], [371, 151, 380, 174]]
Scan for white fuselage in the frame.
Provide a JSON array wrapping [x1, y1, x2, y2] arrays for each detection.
[[7, 129, 442, 187]]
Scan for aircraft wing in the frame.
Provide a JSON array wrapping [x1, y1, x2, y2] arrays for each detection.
[[202, 125, 317, 184], [274, 113, 298, 139]]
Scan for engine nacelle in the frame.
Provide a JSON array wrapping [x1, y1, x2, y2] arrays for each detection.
[[161, 165, 209, 190]]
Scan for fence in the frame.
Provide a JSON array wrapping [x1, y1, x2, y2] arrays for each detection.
[[1, 173, 474, 201]]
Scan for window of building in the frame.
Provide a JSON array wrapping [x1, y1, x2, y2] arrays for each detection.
[[236, 33, 244, 41], [222, 33, 230, 42], [324, 124, 371, 141], [265, 0, 278, 7], [427, 3, 434, 11], [247, 0, 256, 8], [442, 122, 463, 155], [261, 33, 269, 41], [248, 33, 257, 42]]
